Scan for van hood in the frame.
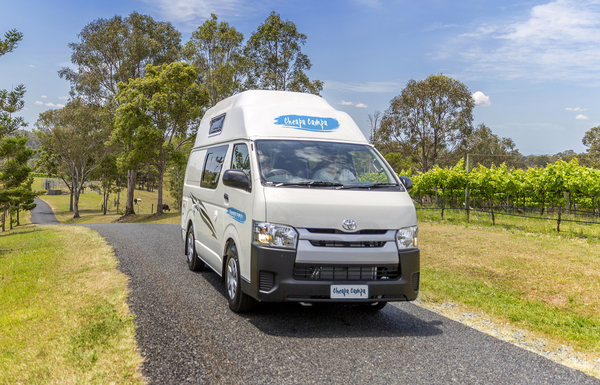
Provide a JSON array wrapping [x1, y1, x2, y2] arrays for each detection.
[[263, 187, 416, 231]]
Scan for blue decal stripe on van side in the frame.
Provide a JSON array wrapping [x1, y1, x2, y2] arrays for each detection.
[[227, 207, 246, 224], [274, 115, 339, 133]]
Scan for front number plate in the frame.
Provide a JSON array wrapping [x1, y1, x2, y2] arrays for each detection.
[[330, 285, 369, 299]]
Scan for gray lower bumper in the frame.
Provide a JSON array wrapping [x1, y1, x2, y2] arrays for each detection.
[[241, 244, 420, 303]]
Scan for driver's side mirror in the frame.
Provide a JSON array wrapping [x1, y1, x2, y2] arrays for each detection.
[[223, 169, 252, 192], [399, 176, 413, 192]]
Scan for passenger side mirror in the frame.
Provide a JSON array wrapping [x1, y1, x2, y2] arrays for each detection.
[[223, 169, 252, 192], [399, 176, 413, 192]]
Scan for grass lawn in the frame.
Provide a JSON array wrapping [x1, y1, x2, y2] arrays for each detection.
[[33, 177, 180, 225], [0, 224, 143, 384], [417, 208, 600, 377]]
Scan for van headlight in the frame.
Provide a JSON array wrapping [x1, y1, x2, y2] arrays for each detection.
[[396, 226, 418, 250], [253, 221, 298, 249]]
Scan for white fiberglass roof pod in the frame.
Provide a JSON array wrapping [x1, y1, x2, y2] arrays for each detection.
[[193, 90, 368, 148]]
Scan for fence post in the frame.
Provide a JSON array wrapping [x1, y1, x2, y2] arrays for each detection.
[[465, 153, 471, 221]]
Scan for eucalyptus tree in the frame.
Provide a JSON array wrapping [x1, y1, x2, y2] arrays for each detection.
[[245, 11, 323, 94], [113, 62, 208, 215], [35, 99, 112, 218], [375, 74, 474, 173], [60, 12, 182, 215], [460, 124, 523, 169], [184, 13, 248, 106]]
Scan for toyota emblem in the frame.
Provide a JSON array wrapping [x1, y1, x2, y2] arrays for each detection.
[[342, 219, 357, 231]]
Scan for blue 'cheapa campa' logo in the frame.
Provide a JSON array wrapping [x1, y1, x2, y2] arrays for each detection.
[[227, 207, 246, 223], [274, 115, 339, 133]]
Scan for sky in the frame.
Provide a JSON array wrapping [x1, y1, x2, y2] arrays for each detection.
[[2, 0, 600, 155]]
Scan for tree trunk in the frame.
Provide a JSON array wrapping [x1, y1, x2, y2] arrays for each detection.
[[157, 165, 164, 215], [69, 188, 74, 212], [125, 169, 137, 215], [73, 182, 81, 219]]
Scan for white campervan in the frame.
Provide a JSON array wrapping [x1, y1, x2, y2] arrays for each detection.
[[181, 90, 419, 312]]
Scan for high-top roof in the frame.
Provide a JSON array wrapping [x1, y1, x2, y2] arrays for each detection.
[[193, 90, 368, 148]]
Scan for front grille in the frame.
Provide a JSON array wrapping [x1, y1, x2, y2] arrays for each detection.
[[306, 228, 388, 235], [293, 265, 399, 281], [309, 240, 386, 248], [259, 271, 275, 292]]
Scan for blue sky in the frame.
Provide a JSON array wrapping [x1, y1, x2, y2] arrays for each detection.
[[2, 0, 599, 155]]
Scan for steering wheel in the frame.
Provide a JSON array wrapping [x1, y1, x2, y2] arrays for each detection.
[[265, 169, 292, 178]]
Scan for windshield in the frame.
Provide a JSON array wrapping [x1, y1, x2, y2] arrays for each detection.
[[255, 140, 402, 190]]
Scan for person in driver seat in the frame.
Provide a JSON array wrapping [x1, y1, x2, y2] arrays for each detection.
[[313, 151, 357, 182]]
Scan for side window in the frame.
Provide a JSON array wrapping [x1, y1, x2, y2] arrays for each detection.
[[201, 145, 228, 189], [231, 143, 251, 179]]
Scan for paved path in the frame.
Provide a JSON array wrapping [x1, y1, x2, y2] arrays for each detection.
[[84, 222, 600, 385], [30, 197, 60, 224]]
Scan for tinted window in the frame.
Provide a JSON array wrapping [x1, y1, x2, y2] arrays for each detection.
[[231, 143, 251, 179], [201, 145, 228, 189], [209, 114, 225, 136]]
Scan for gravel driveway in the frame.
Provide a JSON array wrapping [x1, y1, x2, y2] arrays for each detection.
[[83, 223, 600, 385]]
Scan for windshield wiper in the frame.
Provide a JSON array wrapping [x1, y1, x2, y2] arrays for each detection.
[[273, 181, 344, 187], [338, 183, 399, 189]]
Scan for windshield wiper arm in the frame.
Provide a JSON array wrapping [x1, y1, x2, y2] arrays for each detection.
[[273, 181, 344, 187]]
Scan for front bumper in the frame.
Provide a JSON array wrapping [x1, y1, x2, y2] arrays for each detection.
[[241, 244, 420, 303]]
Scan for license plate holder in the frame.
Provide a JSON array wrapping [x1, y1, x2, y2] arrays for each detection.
[[330, 284, 369, 299]]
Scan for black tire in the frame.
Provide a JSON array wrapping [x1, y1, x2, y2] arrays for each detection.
[[186, 225, 205, 271], [225, 244, 255, 313]]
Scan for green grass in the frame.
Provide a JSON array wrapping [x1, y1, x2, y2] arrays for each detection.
[[0, 225, 143, 384], [417, 212, 600, 369], [33, 177, 180, 225]]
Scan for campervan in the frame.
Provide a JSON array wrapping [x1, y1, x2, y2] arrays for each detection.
[[181, 90, 419, 312]]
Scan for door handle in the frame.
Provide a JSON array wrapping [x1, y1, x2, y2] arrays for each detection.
[[224, 193, 229, 203]]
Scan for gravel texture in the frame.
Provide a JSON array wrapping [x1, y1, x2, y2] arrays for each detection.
[[83, 223, 600, 385]]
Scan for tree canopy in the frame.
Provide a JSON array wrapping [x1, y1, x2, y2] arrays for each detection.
[[245, 11, 323, 95], [375, 74, 474, 173], [0, 29, 23, 57]]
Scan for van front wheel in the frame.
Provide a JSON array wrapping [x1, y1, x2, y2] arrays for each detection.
[[186, 225, 205, 271], [225, 244, 255, 313]]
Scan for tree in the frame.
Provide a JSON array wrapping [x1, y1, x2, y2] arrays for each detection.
[[375, 74, 474, 173], [245, 11, 323, 95], [184, 14, 248, 106], [367, 110, 381, 144], [35, 100, 112, 218], [167, 140, 193, 211], [461, 124, 523, 169], [0, 29, 23, 57], [0, 136, 36, 231], [0, 85, 27, 138], [113, 62, 208, 215], [59, 12, 181, 216]]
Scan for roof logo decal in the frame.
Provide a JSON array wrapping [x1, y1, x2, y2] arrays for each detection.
[[274, 115, 339, 133]]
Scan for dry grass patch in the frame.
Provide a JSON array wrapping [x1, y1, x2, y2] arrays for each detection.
[[0, 225, 143, 384]]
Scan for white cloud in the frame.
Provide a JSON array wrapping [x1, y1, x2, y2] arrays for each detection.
[[58, 96, 69, 100], [142, 0, 255, 29], [326, 80, 404, 93], [575, 114, 589, 119], [34, 101, 43, 105], [565, 107, 587, 111], [45, 102, 65, 108], [41, 95, 47, 98], [338, 100, 369, 108], [451, 0, 600, 83], [472, 91, 491, 106], [29, 65, 35, 68]]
